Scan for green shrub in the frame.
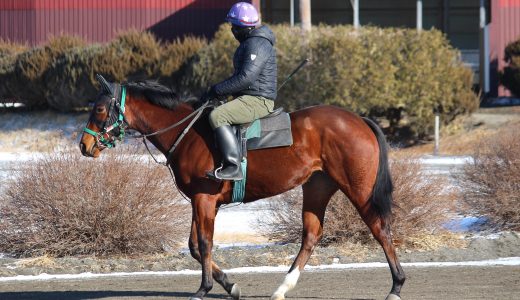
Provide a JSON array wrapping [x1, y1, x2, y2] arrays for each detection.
[[157, 36, 208, 94], [183, 23, 236, 96], [0, 39, 28, 101], [1, 25, 478, 141], [45, 45, 104, 111], [500, 38, 520, 97], [92, 29, 161, 83], [189, 24, 478, 141], [12, 35, 86, 107]]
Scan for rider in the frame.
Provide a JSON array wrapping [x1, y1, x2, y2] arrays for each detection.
[[205, 2, 277, 181]]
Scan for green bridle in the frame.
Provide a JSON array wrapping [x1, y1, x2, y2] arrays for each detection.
[[83, 86, 127, 149]]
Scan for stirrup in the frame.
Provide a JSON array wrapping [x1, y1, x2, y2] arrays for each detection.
[[206, 166, 223, 181]]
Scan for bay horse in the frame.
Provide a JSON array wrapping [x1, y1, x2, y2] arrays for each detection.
[[79, 76, 405, 300]]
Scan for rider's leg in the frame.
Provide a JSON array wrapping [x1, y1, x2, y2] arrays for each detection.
[[208, 95, 274, 181]]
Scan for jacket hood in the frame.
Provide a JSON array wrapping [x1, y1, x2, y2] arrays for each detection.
[[248, 25, 276, 45]]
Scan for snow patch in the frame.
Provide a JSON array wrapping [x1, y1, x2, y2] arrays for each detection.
[[0, 257, 519, 282]]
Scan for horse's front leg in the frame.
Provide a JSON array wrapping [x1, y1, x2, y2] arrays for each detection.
[[189, 194, 218, 300], [189, 218, 241, 299]]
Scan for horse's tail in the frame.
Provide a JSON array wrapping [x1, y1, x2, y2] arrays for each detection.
[[362, 117, 393, 220]]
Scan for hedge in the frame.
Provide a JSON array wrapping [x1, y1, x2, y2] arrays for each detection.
[[189, 24, 478, 141], [0, 25, 477, 140]]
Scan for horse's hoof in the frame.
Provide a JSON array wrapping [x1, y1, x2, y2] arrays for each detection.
[[270, 293, 285, 300], [230, 283, 241, 299], [385, 294, 401, 300]]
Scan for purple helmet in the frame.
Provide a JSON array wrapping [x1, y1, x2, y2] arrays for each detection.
[[226, 2, 260, 27]]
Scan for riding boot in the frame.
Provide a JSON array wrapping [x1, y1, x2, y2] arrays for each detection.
[[209, 125, 243, 181]]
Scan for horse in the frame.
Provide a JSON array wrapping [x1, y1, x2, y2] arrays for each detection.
[[79, 76, 405, 300]]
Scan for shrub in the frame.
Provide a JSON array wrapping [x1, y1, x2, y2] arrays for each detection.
[[0, 150, 190, 257], [458, 125, 520, 230], [45, 45, 104, 111], [183, 23, 236, 97], [500, 38, 520, 97], [12, 35, 86, 107], [258, 154, 457, 247], [0, 39, 28, 101], [92, 29, 161, 83], [189, 24, 478, 142]]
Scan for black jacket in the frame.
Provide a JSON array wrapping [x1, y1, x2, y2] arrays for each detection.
[[214, 25, 277, 100]]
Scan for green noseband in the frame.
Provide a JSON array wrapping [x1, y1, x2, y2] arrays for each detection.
[[83, 86, 127, 148]]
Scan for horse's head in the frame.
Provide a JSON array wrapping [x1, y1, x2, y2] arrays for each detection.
[[79, 74, 128, 158]]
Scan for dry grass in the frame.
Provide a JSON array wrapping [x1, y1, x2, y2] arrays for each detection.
[[458, 123, 520, 230], [399, 108, 520, 156], [0, 149, 190, 257], [404, 232, 467, 252], [259, 154, 458, 249]]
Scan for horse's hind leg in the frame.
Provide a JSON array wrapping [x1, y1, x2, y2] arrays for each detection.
[[347, 191, 406, 300], [271, 172, 338, 300], [189, 216, 240, 299]]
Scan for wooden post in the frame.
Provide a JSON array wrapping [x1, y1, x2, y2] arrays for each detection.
[[434, 114, 440, 156], [300, 0, 311, 32], [290, 0, 295, 27], [416, 0, 423, 32], [350, 0, 359, 29]]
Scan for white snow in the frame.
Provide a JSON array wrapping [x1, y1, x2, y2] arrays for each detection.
[[0, 257, 519, 282]]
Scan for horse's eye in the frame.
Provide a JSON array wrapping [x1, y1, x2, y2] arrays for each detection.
[[96, 106, 106, 114]]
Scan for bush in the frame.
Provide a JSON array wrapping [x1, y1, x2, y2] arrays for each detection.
[[500, 38, 520, 97], [190, 24, 478, 142], [12, 35, 86, 108], [183, 24, 236, 97], [0, 39, 28, 101], [0, 150, 190, 257], [45, 45, 104, 111], [458, 126, 520, 230], [258, 154, 457, 247], [92, 30, 161, 83]]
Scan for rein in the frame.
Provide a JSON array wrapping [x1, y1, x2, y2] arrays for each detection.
[[138, 101, 211, 166]]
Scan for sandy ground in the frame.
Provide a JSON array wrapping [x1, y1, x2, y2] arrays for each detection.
[[0, 265, 519, 299]]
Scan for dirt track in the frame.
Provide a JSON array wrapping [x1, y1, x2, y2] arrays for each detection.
[[0, 265, 519, 300]]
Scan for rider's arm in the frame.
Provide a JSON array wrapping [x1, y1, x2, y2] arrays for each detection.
[[213, 38, 271, 96]]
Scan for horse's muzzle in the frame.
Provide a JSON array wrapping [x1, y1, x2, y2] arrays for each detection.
[[79, 142, 96, 157]]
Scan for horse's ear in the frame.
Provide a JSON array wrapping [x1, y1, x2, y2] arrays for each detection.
[[96, 74, 114, 96]]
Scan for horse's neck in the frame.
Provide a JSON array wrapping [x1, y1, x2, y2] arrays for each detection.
[[127, 100, 194, 154]]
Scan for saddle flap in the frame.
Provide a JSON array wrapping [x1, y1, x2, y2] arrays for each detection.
[[246, 112, 293, 150]]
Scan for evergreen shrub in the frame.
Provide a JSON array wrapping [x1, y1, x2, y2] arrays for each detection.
[[191, 24, 478, 141]]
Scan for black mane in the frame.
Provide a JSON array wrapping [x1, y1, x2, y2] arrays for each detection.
[[124, 81, 193, 110]]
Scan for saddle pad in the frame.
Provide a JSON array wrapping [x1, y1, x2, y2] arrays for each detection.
[[246, 112, 293, 150]]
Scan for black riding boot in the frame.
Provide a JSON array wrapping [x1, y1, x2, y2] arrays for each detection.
[[209, 125, 243, 181]]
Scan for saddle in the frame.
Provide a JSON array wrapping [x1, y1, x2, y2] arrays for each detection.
[[233, 107, 293, 160]]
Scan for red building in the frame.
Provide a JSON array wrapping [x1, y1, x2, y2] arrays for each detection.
[[488, 0, 520, 97], [0, 0, 260, 44]]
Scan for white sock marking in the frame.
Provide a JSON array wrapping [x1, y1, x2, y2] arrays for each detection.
[[272, 268, 300, 298]]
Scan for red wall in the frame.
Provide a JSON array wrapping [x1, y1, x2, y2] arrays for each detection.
[[0, 0, 256, 45], [490, 0, 520, 96]]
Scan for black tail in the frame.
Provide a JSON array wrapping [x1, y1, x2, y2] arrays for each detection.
[[362, 117, 393, 219]]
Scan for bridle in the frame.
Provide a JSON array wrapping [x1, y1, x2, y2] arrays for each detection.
[[83, 85, 128, 149], [83, 83, 211, 164]]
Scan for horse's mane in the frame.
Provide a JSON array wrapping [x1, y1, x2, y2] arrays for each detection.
[[124, 81, 195, 110]]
